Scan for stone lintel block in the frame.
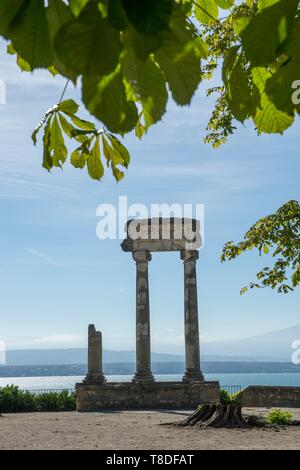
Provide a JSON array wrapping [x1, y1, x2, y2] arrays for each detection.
[[121, 218, 202, 252]]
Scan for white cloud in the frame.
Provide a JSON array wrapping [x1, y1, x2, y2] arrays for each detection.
[[6, 334, 85, 349], [103, 336, 135, 350], [31, 334, 84, 347], [119, 287, 129, 296], [26, 248, 62, 267]]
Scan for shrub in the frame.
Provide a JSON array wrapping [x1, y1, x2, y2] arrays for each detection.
[[220, 389, 242, 405], [0, 386, 76, 413], [266, 409, 293, 425], [220, 389, 232, 404]]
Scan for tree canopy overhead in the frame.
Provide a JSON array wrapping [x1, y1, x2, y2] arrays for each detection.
[[1, 0, 299, 180], [0, 0, 299, 294]]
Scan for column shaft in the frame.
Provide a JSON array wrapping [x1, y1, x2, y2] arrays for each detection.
[[181, 250, 204, 383], [132, 250, 154, 383]]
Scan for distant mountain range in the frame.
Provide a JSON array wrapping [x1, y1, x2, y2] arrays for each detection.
[[4, 349, 183, 366], [201, 324, 300, 362], [3, 324, 300, 366]]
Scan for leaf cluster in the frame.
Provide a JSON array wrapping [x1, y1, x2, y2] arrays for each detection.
[[3, 1, 300, 169], [221, 200, 300, 293], [1, 0, 213, 178]]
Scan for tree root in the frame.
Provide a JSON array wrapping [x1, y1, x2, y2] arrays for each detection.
[[176, 404, 213, 427], [176, 404, 273, 428]]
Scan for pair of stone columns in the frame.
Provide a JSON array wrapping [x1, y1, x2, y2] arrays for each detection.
[[132, 249, 203, 384]]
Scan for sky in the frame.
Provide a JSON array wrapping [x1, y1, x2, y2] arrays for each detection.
[[0, 40, 299, 354]]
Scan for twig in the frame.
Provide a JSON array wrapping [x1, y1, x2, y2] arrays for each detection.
[[59, 79, 70, 104]]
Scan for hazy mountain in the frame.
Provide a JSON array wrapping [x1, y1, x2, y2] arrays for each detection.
[[201, 324, 300, 362], [5, 349, 183, 366], [4, 324, 300, 365]]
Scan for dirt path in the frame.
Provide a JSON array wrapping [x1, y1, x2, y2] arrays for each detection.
[[1, 408, 300, 450]]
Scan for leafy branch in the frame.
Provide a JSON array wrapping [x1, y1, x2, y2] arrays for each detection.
[[221, 201, 300, 294], [32, 99, 130, 181]]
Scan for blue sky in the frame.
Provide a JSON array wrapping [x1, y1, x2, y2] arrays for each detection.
[[0, 40, 299, 354]]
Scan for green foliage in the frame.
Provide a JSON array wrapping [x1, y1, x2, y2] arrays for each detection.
[[82, 65, 138, 133], [2, 0, 300, 177], [216, 0, 234, 8], [0, 0, 209, 180], [221, 200, 300, 294], [241, 0, 298, 66], [69, 0, 90, 17], [266, 23, 300, 115], [266, 409, 293, 425], [194, 0, 219, 26], [238, 0, 300, 125], [227, 56, 251, 122], [32, 99, 129, 181], [122, 48, 168, 129], [0, 386, 76, 413], [1, 0, 300, 176], [251, 66, 294, 133], [121, 0, 173, 35], [220, 389, 232, 404], [8, 0, 53, 68], [55, 2, 122, 78], [204, 87, 236, 148], [199, 0, 300, 146], [220, 388, 241, 404]]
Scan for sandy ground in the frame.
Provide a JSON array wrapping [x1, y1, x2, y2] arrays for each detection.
[[1, 408, 300, 450]]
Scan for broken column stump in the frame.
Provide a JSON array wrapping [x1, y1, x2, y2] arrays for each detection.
[[83, 324, 106, 384]]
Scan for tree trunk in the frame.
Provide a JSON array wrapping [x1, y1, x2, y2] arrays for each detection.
[[177, 404, 250, 428]]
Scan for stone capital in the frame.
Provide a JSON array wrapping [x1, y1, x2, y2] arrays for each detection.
[[180, 249, 199, 263], [132, 250, 152, 264]]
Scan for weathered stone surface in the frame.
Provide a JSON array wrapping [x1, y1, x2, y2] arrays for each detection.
[[239, 386, 300, 408], [83, 324, 106, 384], [76, 381, 220, 411], [121, 218, 201, 252], [132, 251, 154, 383], [181, 250, 203, 383], [121, 218, 203, 385], [77, 216, 212, 409]]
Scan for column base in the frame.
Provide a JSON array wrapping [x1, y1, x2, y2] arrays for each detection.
[[182, 369, 204, 384], [83, 373, 107, 385], [132, 372, 155, 384]]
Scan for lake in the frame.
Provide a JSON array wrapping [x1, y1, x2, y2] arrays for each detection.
[[1, 373, 300, 390]]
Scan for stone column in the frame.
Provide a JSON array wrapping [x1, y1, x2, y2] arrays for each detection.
[[132, 250, 154, 383], [180, 250, 204, 383], [84, 324, 106, 384]]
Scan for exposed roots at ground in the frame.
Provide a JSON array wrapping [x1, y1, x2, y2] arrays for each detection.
[[175, 404, 270, 428]]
